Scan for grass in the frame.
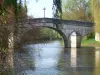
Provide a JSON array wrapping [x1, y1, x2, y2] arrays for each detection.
[[81, 38, 100, 47]]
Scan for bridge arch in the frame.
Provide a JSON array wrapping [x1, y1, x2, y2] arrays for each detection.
[[20, 26, 68, 47], [42, 26, 68, 47]]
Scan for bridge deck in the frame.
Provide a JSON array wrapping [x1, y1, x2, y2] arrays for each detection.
[[18, 18, 93, 27]]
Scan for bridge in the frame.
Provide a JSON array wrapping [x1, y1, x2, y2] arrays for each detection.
[[0, 18, 94, 74], [17, 18, 94, 47]]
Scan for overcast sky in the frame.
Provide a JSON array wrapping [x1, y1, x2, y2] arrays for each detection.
[[27, 0, 53, 18]]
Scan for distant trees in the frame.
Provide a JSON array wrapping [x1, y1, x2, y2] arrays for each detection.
[[62, 0, 92, 21]]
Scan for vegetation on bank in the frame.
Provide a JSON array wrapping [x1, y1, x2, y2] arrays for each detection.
[[81, 38, 100, 47], [81, 33, 100, 47]]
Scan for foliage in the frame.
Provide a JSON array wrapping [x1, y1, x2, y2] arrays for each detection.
[[91, 0, 100, 32], [0, 0, 27, 22], [86, 32, 95, 39], [62, 0, 92, 21]]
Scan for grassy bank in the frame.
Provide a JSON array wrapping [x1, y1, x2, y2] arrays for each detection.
[[81, 38, 100, 47]]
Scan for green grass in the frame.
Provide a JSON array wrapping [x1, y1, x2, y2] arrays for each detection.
[[81, 38, 100, 47]]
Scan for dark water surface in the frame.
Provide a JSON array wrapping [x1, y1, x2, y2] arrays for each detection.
[[14, 41, 100, 75]]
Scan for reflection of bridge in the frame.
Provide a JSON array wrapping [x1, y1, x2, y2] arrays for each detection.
[[17, 18, 93, 47]]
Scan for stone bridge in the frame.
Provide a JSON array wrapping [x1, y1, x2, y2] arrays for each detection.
[[17, 18, 94, 47]]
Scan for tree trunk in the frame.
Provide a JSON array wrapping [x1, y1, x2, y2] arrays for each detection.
[[0, 32, 14, 75]]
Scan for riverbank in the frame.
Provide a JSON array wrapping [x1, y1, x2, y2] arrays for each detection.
[[15, 38, 100, 48], [81, 38, 100, 47]]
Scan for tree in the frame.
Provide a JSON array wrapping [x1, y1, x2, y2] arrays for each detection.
[[91, 0, 100, 32], [52, 0, 62, 18], [91, 0, 100, 41], [0, 0, 27, 74], [62, 0, 92, 21]]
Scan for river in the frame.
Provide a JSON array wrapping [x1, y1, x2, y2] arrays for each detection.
[[14, 40, 100, 75]]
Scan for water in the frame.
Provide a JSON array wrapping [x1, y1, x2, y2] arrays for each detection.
[[14, 40, 100, 75]]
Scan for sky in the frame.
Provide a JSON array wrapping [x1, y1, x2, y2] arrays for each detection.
[[27, 0, 53, 18]]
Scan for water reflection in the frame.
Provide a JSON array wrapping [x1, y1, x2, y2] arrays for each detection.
[[14, 41, 100, 75], [58, 47, 95, 75], [94, 48, 100, 75], [95, 48, 100, 67], [14, 41, 62, 75], [71, 48, 77, 67]]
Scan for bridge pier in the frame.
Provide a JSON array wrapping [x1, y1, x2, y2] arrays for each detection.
[[63, 37, 68, 48], [64, 32, 82, 48]]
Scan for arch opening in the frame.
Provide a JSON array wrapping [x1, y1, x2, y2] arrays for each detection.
[[19, 26, 67, 47], [68, 31, 82, 48]]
